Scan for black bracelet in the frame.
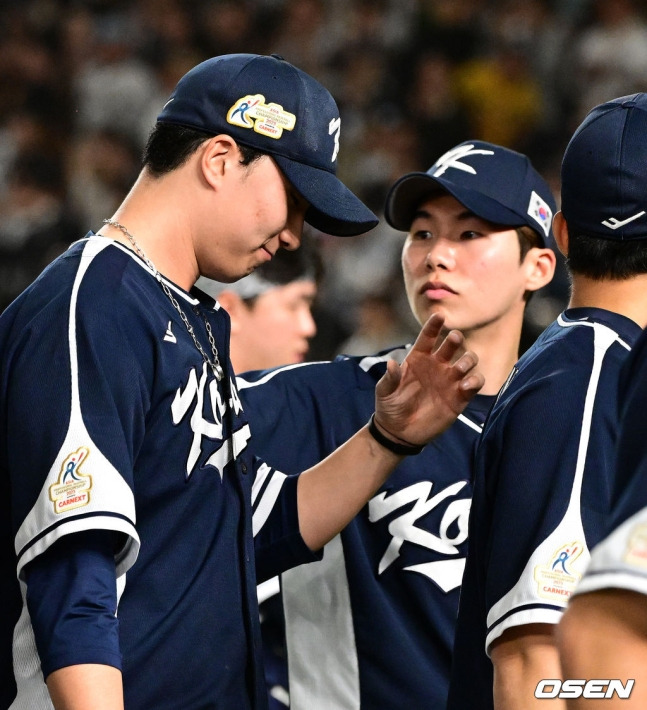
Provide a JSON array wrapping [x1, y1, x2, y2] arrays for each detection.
[[367, 413, 425, 456]]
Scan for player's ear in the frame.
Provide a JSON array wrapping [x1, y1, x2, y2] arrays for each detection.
[[552, 211, 569, 258], [523, 245, 556, 294], [200, 135, 238, 191]]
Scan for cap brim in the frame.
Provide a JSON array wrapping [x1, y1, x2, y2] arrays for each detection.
[[385, 173, 529, 233], [274, 156, 379, 237]]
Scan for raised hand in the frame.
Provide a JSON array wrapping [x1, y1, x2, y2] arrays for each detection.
[[373, 312, 484, 447]]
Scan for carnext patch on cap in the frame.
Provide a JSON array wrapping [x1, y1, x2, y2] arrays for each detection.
[[527, 190, 553, 237], [227, 94, 296, 139]]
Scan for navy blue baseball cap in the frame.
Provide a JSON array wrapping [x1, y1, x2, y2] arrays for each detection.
[[385, 140, 555, 244], [157, 53, 378, 237], [561, 93, 647, 240]]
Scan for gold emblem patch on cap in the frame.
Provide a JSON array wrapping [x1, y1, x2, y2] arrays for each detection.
[[49, 446, 92, 514], [227, 94, 296, 139]]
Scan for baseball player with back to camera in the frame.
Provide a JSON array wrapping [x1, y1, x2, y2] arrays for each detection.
[[446, 93, 647, 710], [556, 95, 647, 710], [0, 53, 485, 710], [237, 139, 556, 710]]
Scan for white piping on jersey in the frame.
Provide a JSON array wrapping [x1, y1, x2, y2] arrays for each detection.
[[236, 345, 411, 392], [107, 237, 215, 308], [236, 360, 329, 390], [71, 239, 111, 404], [251, 461, 289, 534], [358, 346, 409, 370], [252, 462, 273, 503], [485, 320, 625, 653], [458, 414, 483, 433], [257, 575, 281, 605], [252, 464, 287, 537], [237, 348, 485, 434], [557, 312, 631, 351]]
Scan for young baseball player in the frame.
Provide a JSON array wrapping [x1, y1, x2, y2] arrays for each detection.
[[446, 94, 647, 710], [555, 95, 647, 710], [237, 139, 557, 709], [195, 238, 321, 373], [0, 54, 485, 710]]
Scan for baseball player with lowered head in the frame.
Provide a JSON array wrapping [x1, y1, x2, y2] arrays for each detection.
[[0, 54, 484, 710], [447, 93, 647, 710], [197, 241, 323, 709], [196, 238, 322, 373], [237, 139, 556, 709]]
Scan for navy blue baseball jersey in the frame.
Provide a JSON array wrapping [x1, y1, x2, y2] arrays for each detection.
[[447, 308, 641, 710], [0, 235, 316, 709], [238, 350, 495, 710], [572, 325, 647, 599]]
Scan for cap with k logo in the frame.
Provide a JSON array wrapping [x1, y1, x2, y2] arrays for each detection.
[[385, 140, 555, 244]]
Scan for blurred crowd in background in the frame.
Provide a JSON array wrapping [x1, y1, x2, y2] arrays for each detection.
[[2, 0, 647, 359]]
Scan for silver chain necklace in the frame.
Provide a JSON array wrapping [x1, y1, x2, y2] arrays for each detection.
[[103, 218, 224, 381]]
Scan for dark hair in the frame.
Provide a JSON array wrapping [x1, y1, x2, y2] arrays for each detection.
[[242, 236, 324, 307], [142, 123, 265, 176], [566, 232, 647, 280], [516, 225, 544, 262]]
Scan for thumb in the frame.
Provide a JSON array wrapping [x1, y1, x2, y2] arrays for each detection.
[[375, 359, 402, 399]]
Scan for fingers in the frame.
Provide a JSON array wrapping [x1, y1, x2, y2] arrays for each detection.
[[409, 312, 447, 355], [452, 349, 479, 376], [433, 329, 465, 364], [409, 314, 472, 365], [459, 371, 485, 394], [375, 358, 402, 399], [373, 331, 484, 446], [451, 348, 483, 394]]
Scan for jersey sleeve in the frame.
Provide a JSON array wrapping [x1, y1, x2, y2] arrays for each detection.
[[481, 368, 596, 652], [572, 332, 647, 599], [25, 530, 122, 678], [239, 363, 349, 580], [238, 361, 351, 473], [251, 458, 322, 583], [6, 241, 145, 580]]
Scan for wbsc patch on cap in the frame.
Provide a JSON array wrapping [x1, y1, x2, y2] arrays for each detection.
[[527, 190, 552, 238], [227, 94, 296, 139]]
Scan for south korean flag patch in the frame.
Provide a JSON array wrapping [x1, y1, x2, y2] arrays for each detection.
[[527, 190, 553, 238]]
